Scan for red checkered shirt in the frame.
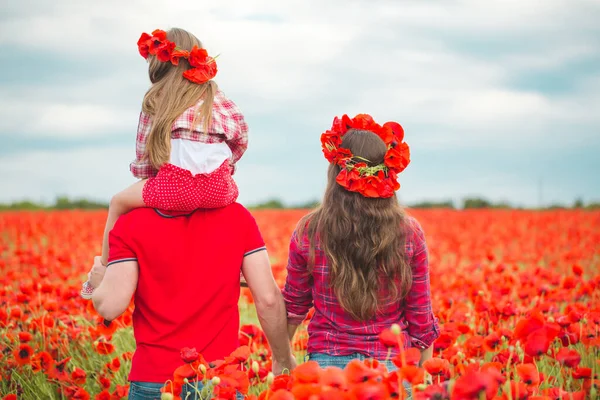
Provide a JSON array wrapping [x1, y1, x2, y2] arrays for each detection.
[[130, 90, 248, 179], [283, 216, 440, 359]]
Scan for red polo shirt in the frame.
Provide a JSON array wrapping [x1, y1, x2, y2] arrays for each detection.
[[107, 204, 265, 383]]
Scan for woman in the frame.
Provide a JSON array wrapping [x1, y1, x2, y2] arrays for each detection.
[[283, 114, 439, 371]]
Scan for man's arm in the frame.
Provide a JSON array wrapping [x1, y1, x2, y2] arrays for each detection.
[[242, 250, 295, 374], [92, 258, 138, 321]]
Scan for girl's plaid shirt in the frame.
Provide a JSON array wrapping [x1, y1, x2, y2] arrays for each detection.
[[130, 90, 248, 179], [283, 216, 440, 358]]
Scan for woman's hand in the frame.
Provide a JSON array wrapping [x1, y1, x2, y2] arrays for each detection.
[[88, 256, 107, 289]]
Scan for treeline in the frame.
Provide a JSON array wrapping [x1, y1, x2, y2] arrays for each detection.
[[248, 197, 600, 210], [0, 197, 108, 211], [1, 196, 599, 211]]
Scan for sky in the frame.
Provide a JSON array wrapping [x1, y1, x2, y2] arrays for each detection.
[[1, 0, 599, 207]]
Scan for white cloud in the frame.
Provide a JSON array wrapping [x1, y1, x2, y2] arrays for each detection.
[[1, 0, 599, 204]]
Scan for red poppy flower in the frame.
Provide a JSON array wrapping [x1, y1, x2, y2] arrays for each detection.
[[349, 382, 389, 400], [173, 363, 197, 380], [180, 347, 199, 363], [137, 33, 152, 58], [320, 366, 348, 390], [228, 345, 251, 363], [94, 390, 111, 400], [31, 351, 54, 373], [423, 358, 450, 376], [524, 324, 560, 357], [384, 142, 410, 171], [514, 312, 546, 341], [18, 331, 33, 343], [510, 381, 529, 400], [108, 356, 121, 372], [14, 343, 33, 366], [98, 376, 111, 389], [554, 348, 581, 368], [292, 360, 320, 384], [72, 387, 90, 400], [270, 374, 292, 392], [452, 369, 501, 400], [379, 328, 402, 348], [344, 359, 382, 384], [187, 46, 209, 67], [156, 41, 176, 63], [182, 62, 218, 84], [572, 367, 592, 379], [392, 347, 421, 368], [383, 121, 404, 143], [148, 29, 168, 56], [71, 367, 87, 385], [95, 341, 115, 355], [400, 365, 425, 385], [516, 363, 540, 386], [269, 390, 295, 400], [171, 49, 190, 66]]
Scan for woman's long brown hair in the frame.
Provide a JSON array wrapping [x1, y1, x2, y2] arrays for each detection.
[[299, 129, 412, 321], [142, 27, 217, 170]]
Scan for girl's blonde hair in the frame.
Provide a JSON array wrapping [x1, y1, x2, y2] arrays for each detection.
[[142, 27, 217, 170]]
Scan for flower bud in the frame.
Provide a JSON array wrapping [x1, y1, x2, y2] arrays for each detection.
[[200, 364, 207, 375], [252, 361, 260, 374], [390, 324, 401, 336], [161, 393, 174, 400], [211, 376, 221, 386], [266, 372, 275, 386]]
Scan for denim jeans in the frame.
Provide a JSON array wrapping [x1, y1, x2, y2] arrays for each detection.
[[307, 353, 412, 398], [308, 352, 398, 371], [128, 381, 243, 400]]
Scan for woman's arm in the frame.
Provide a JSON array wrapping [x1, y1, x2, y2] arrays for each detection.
[[100, 180, 146, 265], [419, 344, 434, 366], [282, 231, 313, 342], [404, 218, 440, 351]]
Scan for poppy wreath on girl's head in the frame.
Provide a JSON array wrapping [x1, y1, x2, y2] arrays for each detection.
[[321, 114, 411, 198], [137, 29, 218, 84]]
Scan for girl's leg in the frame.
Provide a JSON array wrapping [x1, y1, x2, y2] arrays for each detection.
[[100, 180, 147, 266]]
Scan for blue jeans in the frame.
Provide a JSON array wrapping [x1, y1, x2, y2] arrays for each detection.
[[307, 353, 412, 398], [129, 382, 195, 400], [129, 381, 243, 400], [308, 352, 398, 371]]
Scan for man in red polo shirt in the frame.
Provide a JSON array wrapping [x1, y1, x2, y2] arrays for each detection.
[[88, 203, 295, 398]]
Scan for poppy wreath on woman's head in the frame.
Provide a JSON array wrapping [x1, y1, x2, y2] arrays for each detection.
[[320, 114, 411, 198], [137, 29, 218, 84]]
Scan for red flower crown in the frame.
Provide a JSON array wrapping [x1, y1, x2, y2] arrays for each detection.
[[321, 114, 411, 198], [137, 29, 218, 84]]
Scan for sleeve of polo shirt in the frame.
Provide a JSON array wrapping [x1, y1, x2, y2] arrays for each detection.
[[404, 218, 440, 349], [243, 209, 266, 257], [107, 216, 137, 267]]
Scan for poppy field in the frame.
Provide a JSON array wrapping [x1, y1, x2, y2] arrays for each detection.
[[0, 209, 599, 399]]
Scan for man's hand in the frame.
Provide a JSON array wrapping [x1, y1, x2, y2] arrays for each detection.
[[272, 353, 297, 375], [88, 256, 107, 289]]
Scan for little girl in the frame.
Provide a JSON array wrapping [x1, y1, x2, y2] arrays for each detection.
[[81, 27, 248, 298]]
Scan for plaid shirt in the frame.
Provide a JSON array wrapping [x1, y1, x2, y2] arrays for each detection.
[[130, 90, 248, 179], [283, 216, 440, 358]]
